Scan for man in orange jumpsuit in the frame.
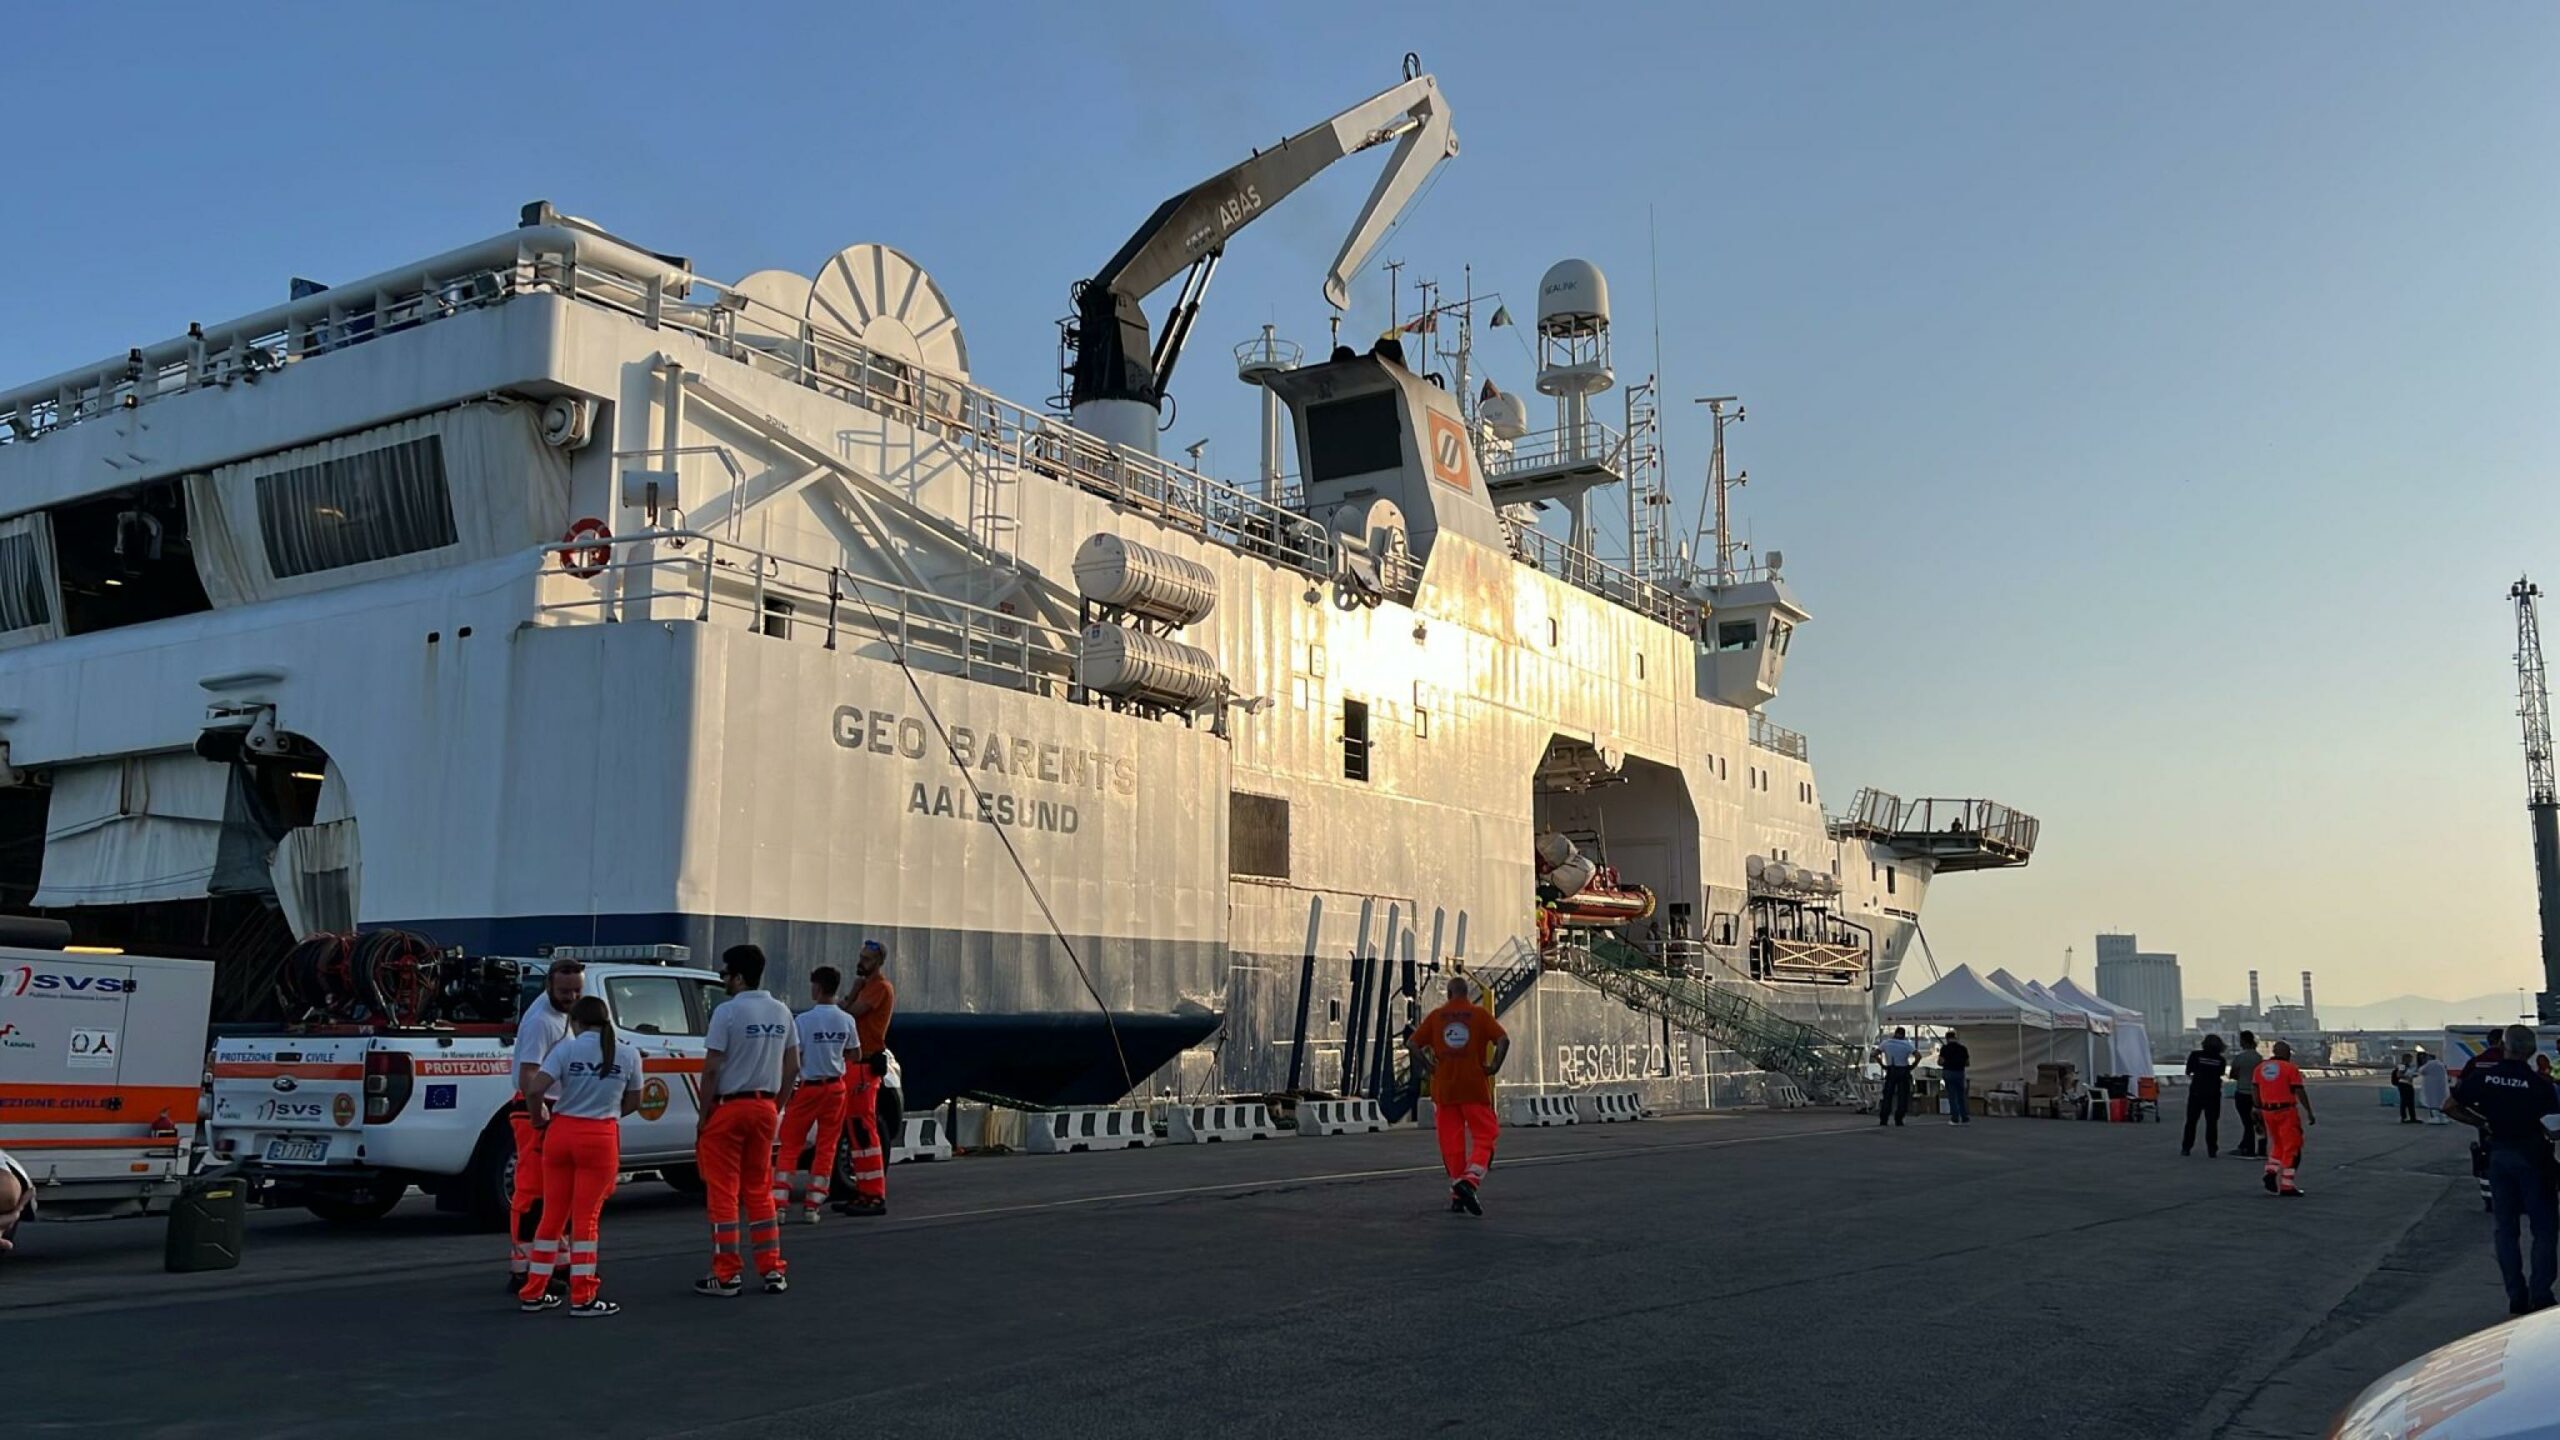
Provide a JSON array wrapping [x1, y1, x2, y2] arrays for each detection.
[[2252, 1039, 2317, 1198], [771, 966, 857, 1224], [1408, 974, 1510, 1215], [507, 958, 582, 1293], [694, 944, 798, 1296], [833, 940, 898, 1216]]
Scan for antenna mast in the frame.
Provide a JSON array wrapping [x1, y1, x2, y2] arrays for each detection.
[[2511, 576, 2560, 1023], [1690, 396, 1746, 584]]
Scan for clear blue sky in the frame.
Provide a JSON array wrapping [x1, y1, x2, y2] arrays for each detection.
[[7, 3, 2556, 1011]]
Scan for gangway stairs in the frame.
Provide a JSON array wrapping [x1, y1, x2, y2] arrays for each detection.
[[1544, 933, 1874, 1107]]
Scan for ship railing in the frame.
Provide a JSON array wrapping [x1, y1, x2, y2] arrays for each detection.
[[1748, 713, 1809, 761], [1831, 789, 2041, 856], [0, 225, 1336, 584], [1506, 524, 1698, 629], [556, 264, 1340, 580], [536, 527, 1074, 693], [1480, 418, 1627, 484]]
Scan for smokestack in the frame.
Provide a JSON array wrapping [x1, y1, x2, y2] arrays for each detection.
[[2301, 970, 2314, 1025], [2248, 970, 2260, 1014]]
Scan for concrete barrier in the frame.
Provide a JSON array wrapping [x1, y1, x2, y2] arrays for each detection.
[[1501, 1093, 1579, 1128], [1765, 1080, 1810, 1110], [1022, 1106, 1154, 1154], [1167, 1099, 1280, 1143], [890, 1114, 952, 1164], [1583, 1089, 1647, 1123], [1297, 1098, 1390, 1136]]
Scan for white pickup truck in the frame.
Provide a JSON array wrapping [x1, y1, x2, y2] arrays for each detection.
[[206, 946, 727, 1225]]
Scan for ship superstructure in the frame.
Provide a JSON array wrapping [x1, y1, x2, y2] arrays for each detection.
[[0, 68, 2033, 1110]]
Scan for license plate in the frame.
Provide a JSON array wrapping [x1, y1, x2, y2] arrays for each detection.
[[263, 1136, 329, 1165]]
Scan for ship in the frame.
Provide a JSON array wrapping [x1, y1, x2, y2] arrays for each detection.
[[0, 64, 2034, 1112]]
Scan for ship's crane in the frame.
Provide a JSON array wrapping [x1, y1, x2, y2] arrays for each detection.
[[1063, 56, 1457, 456], [2510, 576, 2560, 1024]]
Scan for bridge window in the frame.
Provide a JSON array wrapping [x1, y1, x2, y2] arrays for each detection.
[[0, 529, 48, 632], [1341, 698, 1371, 782], [1717, 619, 1758, 652], [1303, 392, 1405, 483], [760, 595, 794, 640], [1771, 619, 1793, 655]]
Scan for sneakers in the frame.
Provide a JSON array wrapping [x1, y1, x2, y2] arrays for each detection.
[[1448, 1194, 1466, 1214], [507, 1271, 531, 1295], [2262, 1171, 2280, 1195], [762, 1271, 790, 1294], [694, 1275, 743, 1298], [569, 1300, 621, 1318], [845, 1197, 887, 1217], [1452, 1179, 1482, 1216], [797, 1208, 823, 1227], [2280, 1188, 2304, 1199], [518, 1292, 563, 1314]]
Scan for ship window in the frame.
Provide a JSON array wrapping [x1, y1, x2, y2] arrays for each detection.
[[256, 434, 459, 578], [1547, 618, 1560, 647], [1635, 651, 1646, 680], [1717, 619, 1758, 652], [1303, 392, 1405, 483], [1230, 793, 1290, 879], [49, 484, 212, 635], [1887, 866, 1897, 895], [760, 595, 794, 640], [0, 530, 47, 631], [1341, 698, 1371, 782]]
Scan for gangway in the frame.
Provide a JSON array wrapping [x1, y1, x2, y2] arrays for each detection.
[[1544, 932, 1874, 1107]]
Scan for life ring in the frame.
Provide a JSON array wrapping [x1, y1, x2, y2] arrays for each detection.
[[558, 517, 612, 578]]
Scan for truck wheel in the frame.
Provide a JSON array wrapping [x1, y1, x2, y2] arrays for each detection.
[[659, 1163, 707, 1198], [461, 1121, 518, 1233], [305, 1185, 406, 1225]]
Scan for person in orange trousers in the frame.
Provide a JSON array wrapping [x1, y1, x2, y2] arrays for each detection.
[[771, 966, 856, 1223], [517, 995, 642, 1317], [1408, 974, 1510, 1215], [695, 944, 799, 1297], [833, 940, 897, 1216], [507, 958, 582, 1293], [2251, 1039, 2317, 1198]]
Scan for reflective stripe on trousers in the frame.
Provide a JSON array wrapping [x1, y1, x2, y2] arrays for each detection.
[[700, 1095, 785, 1282], [519, 1115, 619, 1307]]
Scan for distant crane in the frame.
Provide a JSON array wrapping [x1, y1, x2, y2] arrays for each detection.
[[2508, 576, 2560, 1024]]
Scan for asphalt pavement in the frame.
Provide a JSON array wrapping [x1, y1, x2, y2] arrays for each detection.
[[0, 1083, 2512, 1439]]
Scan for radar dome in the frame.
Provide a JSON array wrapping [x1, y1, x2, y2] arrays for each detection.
[[1536, 259, 1610, 337], [1479, 388, 1530, 441]]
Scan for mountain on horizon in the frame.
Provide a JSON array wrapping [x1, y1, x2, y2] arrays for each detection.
[[2312, 993, 2538, 1031]]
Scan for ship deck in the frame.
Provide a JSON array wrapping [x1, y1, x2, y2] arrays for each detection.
[[1, 1085, 2499, 1439]]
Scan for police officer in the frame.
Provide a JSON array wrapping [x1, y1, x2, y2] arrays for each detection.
[[2459, 1028, 2508, 1214], [695, 945, 798, 1297], [2444, 1023, 2559, 1316], [508, 958, 582, 1293]]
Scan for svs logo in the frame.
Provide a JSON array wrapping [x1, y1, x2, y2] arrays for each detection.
[[7, 966, 133, 998]]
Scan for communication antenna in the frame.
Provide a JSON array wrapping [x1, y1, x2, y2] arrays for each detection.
[[1689, 396, 1746, 584]]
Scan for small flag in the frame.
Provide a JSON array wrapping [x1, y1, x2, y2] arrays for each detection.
[[1479, 378, 1498, 402], [1488, 304, 1513, 328], [1399, 311, 1437, 335]]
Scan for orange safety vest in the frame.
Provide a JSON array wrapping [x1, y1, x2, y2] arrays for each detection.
[[2254, 1059, 2303, 1106]]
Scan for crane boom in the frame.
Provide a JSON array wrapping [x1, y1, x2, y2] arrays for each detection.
[[2510, 576, 2560, 1023], [1065, 65, 1457, 454]]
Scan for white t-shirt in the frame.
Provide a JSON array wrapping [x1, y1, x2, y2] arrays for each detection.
[[705, 990, 796, 1096], [1879, 1036, 1917, 1069], [537, 1031, 643, 1120], [514, 994, 573, 1078], [795, 1004, 857, 1081]]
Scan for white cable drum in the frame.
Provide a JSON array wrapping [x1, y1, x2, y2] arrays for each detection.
[[1744, 854, 1767, 881], [1072, 534, 1218, 627], [1077, 624, 1224, 708]]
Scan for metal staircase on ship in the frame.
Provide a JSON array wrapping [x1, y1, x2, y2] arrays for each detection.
[[1542, 931, 1875, 1107]]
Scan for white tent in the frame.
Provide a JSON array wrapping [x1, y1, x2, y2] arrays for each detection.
[[1883, 964, 2055, 1089], [2020, 977, 2116, 1081], [2050, 976, 2157, 1080]]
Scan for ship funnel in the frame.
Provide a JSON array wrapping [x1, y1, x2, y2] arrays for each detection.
[[1236, 326, 1301, 505]]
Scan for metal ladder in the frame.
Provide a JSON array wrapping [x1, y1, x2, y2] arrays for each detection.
[[1544, 932, 1875, 1107]]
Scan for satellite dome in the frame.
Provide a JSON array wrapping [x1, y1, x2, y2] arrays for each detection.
[[1536, 259, 1610, 337]]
